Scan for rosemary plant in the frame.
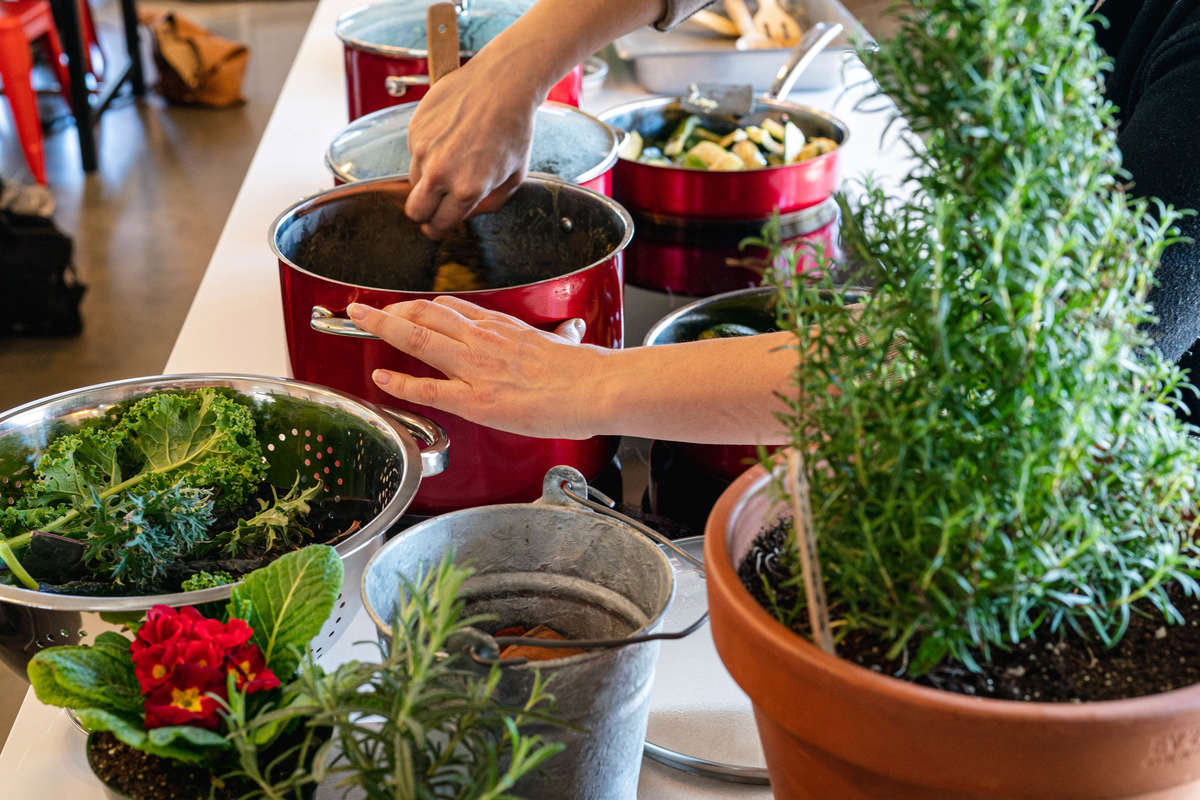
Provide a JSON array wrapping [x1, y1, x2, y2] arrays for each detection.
[[221, 556, 564, 799], [761, 0, 1200, 675]]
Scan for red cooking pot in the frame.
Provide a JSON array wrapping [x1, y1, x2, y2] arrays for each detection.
[[325, 101, 618, 195], [598, 96, 848, 220], [640, 285, 863, 531], [625, 198, 840, 296], [270, 174, 632, 513], [337, 2, 582, 120]]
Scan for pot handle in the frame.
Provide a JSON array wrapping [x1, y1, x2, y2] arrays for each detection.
[[766, 22, 844, 102], [385, 74, 430, 98], [313, 305, 579, 339], [380, 407, 449, 477], [312, 306, 379, 339], [465, 465, 710, 667]]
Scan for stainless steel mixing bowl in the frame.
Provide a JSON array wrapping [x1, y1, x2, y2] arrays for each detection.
[[0, 374, 448, 675]]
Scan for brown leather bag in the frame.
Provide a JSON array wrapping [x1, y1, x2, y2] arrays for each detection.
[[140, 11, 249, 107]]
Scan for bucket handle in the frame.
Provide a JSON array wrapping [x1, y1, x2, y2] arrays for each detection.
[[468, 466, 709, 667]]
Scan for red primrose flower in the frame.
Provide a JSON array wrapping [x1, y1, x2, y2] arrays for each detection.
[[131, 605, 278, 730]]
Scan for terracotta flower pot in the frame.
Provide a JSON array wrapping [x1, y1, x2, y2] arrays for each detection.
[[704, 462, 1200, 799]]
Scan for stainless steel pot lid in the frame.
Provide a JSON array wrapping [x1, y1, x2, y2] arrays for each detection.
[[645, 535, 769, 785], [336, 0, 534, 57], [326, 101, 619, 186]]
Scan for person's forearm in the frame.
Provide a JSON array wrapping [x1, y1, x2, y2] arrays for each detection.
[[585, 332, 798, 444], [470, 0, 667, 99]]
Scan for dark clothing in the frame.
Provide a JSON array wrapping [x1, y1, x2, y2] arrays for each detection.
[[1094, 1, 1200, 375]]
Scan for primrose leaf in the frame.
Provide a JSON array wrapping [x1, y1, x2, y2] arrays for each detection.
[[228, 545, 343, 681], [77, 710, 225, 764], [27, 641, 142, 716], [99, 611, 146, 635]]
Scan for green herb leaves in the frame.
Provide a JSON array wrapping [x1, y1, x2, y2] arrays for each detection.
[[227, 545, 343, 681], [0, 389, 269, 591], [763, 0, 1200, 674]]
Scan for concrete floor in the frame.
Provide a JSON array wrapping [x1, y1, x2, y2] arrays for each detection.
[[0, 0, 317, 748]]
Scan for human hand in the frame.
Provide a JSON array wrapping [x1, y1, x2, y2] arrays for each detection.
[[347, 297, 608, 439], [405, 53, 541, 239]]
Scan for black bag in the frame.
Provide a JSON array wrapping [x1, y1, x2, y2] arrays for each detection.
[[0, 209, 86, 337]]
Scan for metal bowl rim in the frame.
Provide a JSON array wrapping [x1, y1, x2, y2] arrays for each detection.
[[0, 372, 423, 611], [324, 101, 620, 187], [643, 285, 870, 347], [597, 94, 850, 175], [360, 499, 677, 668], [336, 2, 479, 59], [268, 172, 635, 295]]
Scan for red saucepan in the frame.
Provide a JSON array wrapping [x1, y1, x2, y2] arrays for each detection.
[[270, 174, 632, 513], [624, 198, 840, 295], [325, 101, 619, 195], [598, 95, 848, 220], [337, 2, 582, 120], [640, 285, 863, 530], [643, 284, 864, 478]]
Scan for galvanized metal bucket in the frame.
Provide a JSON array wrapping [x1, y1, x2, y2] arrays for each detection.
[[362, 466, 701, 800]]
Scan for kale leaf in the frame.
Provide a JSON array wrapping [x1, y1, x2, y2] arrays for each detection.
[[82, 483, 216, 592], [213, 477, 322, 558], [0, 389, 268, 590], [181, 569, 235, 592]]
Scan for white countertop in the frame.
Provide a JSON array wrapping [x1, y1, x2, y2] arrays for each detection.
[[0, 0, 912, 794]]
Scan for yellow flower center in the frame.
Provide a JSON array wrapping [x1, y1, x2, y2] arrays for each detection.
[[170, 686, 206, 713], [151, 664, 167, 680]]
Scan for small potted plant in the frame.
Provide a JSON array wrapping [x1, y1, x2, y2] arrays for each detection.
[[705, 0, 1200, 797], [30, 544, 565, 799], [28, 545, 345, 799]]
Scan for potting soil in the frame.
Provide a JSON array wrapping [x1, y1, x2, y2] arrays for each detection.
[[739, 521, 1200, 702]]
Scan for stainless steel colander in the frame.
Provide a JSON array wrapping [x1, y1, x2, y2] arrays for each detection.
[[0, 374, 448, 675]]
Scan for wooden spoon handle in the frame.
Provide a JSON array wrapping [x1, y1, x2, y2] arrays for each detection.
[[427, 3, 460, 85], [691, 9, 739, 36]]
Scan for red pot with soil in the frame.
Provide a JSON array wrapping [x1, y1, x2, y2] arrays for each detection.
[[270, 174, 632, 514], [337, 1, 581, 120], [705, 462, 1200, 799], [326, 101, 618, 196]]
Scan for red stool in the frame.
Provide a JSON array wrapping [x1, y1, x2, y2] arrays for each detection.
[[0, 0, 76, 183]]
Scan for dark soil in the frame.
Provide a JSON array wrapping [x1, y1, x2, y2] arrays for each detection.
[[280, 188, 619, 292], [739, 520, 1200, 702], [87, 732, 226, 800]]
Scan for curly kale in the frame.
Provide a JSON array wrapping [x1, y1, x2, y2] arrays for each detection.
[[181, 570, 235, 592], [0, 389, 268, 590], [82, 484, 216, 592]]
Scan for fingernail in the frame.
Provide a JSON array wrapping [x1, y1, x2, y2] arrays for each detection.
[[347, 303, 368, 320], [571, 318, 586, 333], [372, 369, 390, 386]]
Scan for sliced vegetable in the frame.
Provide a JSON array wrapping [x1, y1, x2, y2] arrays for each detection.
[[783, 121, 806, 162], [762, 118, 787, 141], [733, 139, 767, 168], [627, 114, 839, 171], [664, 115, 700, 157], [618, 130, 643, 161], [710, 152, 746, 171], [687, 140, 732, 168], [719, 129, 748, 148]]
